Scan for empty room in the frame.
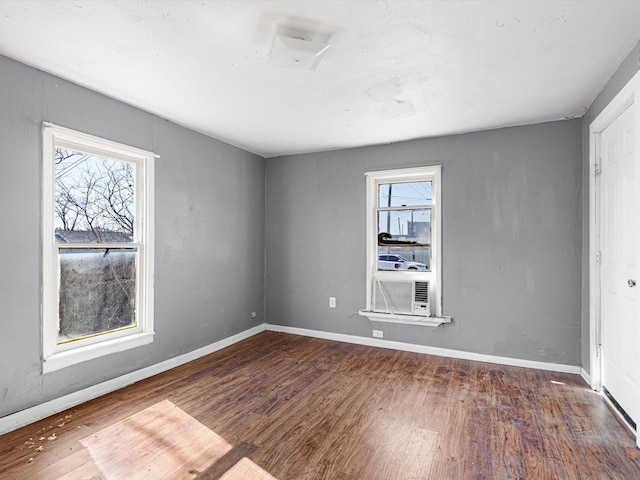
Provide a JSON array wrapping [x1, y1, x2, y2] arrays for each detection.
[[2, 1, 640, 479]]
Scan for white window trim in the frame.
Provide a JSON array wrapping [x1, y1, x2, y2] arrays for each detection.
[[359, 165, 450, 327], [42, 123, 155, 373]]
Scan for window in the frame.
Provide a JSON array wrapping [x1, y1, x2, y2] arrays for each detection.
[[42, 123, 155, 372], [360, 166, 447, 325], [377, 179, 432, 271]]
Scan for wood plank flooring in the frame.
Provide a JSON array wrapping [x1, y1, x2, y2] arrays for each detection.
[[2, 331, 640, 479]]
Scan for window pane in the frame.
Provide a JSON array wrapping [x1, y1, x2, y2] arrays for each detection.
[[378, 209, 431, 242], [378, 181, 432, 207], [377, 209, 431, 270], [58, 248, 137, 343], [54, 147, 135, 243]]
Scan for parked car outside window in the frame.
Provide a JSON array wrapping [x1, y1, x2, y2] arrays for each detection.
[[378, 254, 427, 271]]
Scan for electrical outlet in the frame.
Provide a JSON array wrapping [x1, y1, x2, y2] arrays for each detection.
[[373, 330, 383, 338], [329, 297, 336, 308]]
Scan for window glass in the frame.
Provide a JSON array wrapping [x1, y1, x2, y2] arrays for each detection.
[[377, 209, 431, 242], [378, 181, 432, 207], [377, 203, 432, 271], [58, 248, 137, 343], [55, 147, 135, 243]]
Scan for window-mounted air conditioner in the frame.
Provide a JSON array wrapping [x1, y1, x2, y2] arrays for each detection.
[[373, 279, 430, 316]]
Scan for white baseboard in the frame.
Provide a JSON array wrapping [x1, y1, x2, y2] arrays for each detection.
[[0, 324, 266, 435], [2, 322, 583, 435], [580, 368, 592, 388], [265, 324, 582, 375]]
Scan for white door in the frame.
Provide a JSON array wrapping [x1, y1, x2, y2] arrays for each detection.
[[600, 102, 639, 431]]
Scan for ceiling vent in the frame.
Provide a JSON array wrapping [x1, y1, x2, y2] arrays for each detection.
[[268, 33, 330, 71]]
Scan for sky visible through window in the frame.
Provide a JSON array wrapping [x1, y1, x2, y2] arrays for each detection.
[[378, 181, 432, 208]]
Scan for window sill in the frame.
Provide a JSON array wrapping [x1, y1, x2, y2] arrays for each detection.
[[358, 310, 451, 327], [43, 331, 154, 373]]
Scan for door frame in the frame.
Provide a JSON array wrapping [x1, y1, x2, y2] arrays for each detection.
[[589, 69, 640, 444]]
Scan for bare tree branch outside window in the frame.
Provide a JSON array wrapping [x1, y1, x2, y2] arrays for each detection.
[[55, 148, 134, 242]]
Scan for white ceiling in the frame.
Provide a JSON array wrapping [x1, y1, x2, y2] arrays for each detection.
[[1, 1, 640, 158]]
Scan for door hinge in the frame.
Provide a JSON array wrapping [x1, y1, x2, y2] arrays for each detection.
[[596, 344, 602, 358], [596, 251, 602, 265], [595, 159, 603, 176]]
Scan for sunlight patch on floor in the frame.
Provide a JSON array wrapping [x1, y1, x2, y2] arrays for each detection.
[[80, 399, 231, 479]]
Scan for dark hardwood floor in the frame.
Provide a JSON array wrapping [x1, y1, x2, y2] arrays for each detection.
[[2, 331, 640, 479]]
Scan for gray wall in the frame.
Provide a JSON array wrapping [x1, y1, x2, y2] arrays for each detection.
[[5, 33, 638, 419], [0, 54, 265, 418], [580, 41, 640, 373], [266, 120, 583, 366]]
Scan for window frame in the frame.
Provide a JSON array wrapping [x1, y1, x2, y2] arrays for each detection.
[[363, 165, 443, 320], [42, 123, 155, 373]]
